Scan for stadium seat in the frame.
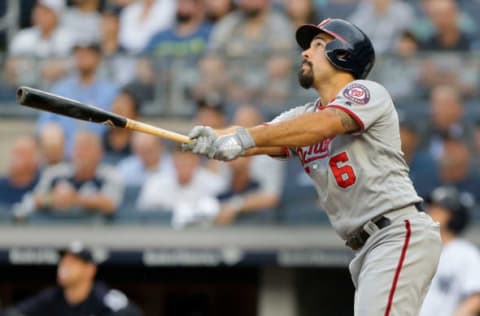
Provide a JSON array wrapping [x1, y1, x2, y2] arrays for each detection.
[[278, 159, 329, 225]]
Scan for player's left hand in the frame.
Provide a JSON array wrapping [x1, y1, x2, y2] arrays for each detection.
[[209, 127, 255, 161], [182, 125, 217, 155]]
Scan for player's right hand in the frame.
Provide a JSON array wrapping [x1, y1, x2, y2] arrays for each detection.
[[181, 126, 217, 155]]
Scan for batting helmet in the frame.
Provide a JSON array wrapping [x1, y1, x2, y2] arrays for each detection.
[[427, 186, 475, 234], [296, 18, 375, 80]]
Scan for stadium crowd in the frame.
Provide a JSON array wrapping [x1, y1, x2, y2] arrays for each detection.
[[0, 0, 480, 227]]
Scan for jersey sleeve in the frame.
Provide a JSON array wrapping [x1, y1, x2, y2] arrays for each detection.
[[268, 102, 315, 124], [267, 102, 316, 158], [326, 80, 392, 134]]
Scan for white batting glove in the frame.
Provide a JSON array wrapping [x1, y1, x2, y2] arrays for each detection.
[[210, 128, 256, 161], [182, 126, 217, 155]]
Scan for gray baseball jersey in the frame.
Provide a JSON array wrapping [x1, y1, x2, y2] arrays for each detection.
[[270, 79, 422, 239]]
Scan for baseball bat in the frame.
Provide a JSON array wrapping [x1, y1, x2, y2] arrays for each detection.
[[16, 86, 190, 143]]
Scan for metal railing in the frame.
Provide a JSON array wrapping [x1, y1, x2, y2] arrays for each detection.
[[0, 52, 479, 119]]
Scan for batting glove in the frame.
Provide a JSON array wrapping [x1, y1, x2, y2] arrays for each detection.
[[181, 126, 217, 155], [210, 127, 256, 161]]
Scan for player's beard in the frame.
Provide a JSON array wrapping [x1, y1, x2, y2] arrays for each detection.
[[298, 60, 314, 89]]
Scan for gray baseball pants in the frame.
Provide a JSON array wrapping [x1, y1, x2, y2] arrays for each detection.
[[349, 205, 442, 316]]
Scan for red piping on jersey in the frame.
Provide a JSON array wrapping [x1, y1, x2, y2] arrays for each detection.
[[384, 220, 411, 316], [317, 97, 341, 110], [325, 105, 366, 132]]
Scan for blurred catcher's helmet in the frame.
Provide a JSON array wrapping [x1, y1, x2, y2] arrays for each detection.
[[428, 186, 475, 234]]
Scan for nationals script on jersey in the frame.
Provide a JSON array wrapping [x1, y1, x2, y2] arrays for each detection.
[[270, 80, 422, 239]]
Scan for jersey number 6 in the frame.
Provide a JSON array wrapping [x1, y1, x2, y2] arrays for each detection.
[[329, 152, 356, 188]]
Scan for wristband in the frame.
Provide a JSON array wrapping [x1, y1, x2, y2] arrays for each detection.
[[235, 127, 256, 149]]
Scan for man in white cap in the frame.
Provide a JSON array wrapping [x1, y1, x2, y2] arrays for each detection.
[[9, 0, 75, 57]]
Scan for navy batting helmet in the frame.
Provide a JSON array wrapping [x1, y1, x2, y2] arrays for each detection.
[[427, 186, 475, 234], [296, 18, 375, 80]]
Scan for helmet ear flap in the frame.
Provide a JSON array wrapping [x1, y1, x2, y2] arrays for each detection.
[[324, 40, 354, 74], [333, 49, 351, 62]]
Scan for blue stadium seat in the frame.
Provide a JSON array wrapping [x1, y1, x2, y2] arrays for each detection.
[[278, 159, 329, 225], [114, 185, 173, 224]]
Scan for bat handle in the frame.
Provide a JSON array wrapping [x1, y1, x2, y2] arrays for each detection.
[[126, 119, 191, 143]]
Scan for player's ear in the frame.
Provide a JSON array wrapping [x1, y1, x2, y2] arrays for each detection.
[[87, 263, 97, 279]]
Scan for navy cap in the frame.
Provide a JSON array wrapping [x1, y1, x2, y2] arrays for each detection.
[[59, 241, 95, 264]]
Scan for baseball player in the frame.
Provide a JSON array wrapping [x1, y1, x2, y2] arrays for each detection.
[[183, 18, 442, 315], [420, 186, 480, 316]]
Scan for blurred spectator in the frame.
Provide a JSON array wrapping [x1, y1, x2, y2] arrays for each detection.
[[99, 6, 138, 86], [116, 132, 174, 187], [0, 136, 40, 209], [36, 41, 119, 159], [119, 0, 176, 54], [143, 0, 212, 63], [436, 139, 480, 201], [38, 122, 65, 167], [216, 1, 293, 65], [100, 5, 124, 56], [204, 0, 235, 23], [8, 0, 73, 57], [194, 93, 228, 128], [6, 0, 75, 88], [190, 94, 231, 187], [103, 90, 141, 165], [106, 0, 134, 9], [206, 0, 295, 104], [418, 53, 477, 99], [419, 0, 473, 51], [369, 31, 423, 100], [349, 0, 415, 54], [423, 85, 475, 161], [474, 119, 480, 164], [3, 241, 143, 316], [30, 132, 123, 216], [400, 120, 420, 167], [283, 0, 321, 29], [119, 58, 157, 106], [399, 119, 436, 198], [193, 55, 228, 102], [414, 0, 477, 45], [214, 105, 285, 225], [61, 0, 102, 44], [136, 146, 226, 228], [420, 186, 480, 316], [315, 0, 360, 20]]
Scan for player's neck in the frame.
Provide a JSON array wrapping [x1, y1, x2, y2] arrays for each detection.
[[64, 280, 93, 305], [315, 73, 354, 104]]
